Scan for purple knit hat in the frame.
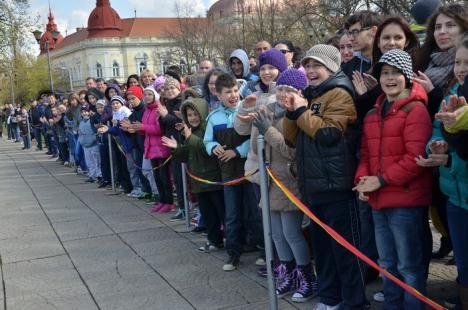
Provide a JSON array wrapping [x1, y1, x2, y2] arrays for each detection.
[[152, 76, 166, 91], [276, 68, 308, 91], [259, 48, 288, 73]]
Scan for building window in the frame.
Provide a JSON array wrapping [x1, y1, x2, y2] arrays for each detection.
[[138, 61, 147, 73], [112, 61, 120, 77], [96, 63, 103, 78], [136, 53, 148, 74]]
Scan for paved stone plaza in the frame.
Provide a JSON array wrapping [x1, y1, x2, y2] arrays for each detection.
[[0, 140, 457, 310]]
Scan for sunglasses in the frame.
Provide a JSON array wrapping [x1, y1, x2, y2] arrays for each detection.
[[279, 49, 291, 54]]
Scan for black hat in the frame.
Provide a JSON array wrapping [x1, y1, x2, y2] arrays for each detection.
[[411, 0, 441, 25]]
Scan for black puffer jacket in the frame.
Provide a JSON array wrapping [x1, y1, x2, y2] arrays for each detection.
[[288, 71, 360, 206]]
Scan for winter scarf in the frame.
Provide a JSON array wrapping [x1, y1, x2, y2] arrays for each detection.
[[425, 47, 455, 89]]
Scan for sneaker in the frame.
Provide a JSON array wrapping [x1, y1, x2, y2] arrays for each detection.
[[157, 204, 175, 213], [373, 291, 385, 302], [198, 242, 223, 253], [312, 302, 341, 310], [98, 181, 110, 188], [85, 177, 95, 183], [222, 254, 240, 271], [291, 264, 317, 302], [63, 161, 70, 166], [444, 296, 461, 308], [138, 192, 152, 200], [127, 190, 143, 198], [145, 194, 158, 204], [190, 226, 206, 234], [170, 209, 185, 221], [275, 262, 296, 298], [150, 203, 163, 212], [257, 267, 268, 278], [255, 256, 266, 266]]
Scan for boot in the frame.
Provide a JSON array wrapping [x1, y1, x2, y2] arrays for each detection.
[[275, 261, 296, 298], [459, 283, 468, 310], [292, 263, 318, 303], [432, 236, 453, 259]]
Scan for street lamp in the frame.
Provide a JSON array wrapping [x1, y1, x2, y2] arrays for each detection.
[[32, 29, 60, 93]]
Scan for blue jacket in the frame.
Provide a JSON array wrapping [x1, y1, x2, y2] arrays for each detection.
[[428, 83, 468, 210], [204, 103, 250, 181], [78, 118, 97, 148], [108, 124, 134, 154]]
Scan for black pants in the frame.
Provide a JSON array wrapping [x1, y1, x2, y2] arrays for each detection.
[[170, 160, 184, 210], [115, 147, 132, 193], [308, 198, 366, 309], [197, 190, 225, 245], [99, 142, 111, 183], [151, 158, 173, 204]]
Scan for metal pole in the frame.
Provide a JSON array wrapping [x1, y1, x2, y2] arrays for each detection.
[[25, 112, 32, 149], [107, 121, 116, 192], [9, 71, 15, 105], [46, 41, 54, 93], [257, 134, 278, 310], [181, 163, 190, 229]]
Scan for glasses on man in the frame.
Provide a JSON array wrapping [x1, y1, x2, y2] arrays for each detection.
[[279, 49, 291, 54], [347, 27, 371, 37]]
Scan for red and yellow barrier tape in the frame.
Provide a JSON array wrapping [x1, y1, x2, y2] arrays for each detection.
[[266, 167, 445, 310], [185, 168, 258, 186]]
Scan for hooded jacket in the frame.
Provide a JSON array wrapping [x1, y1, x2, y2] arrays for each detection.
[[139, 88, 170, 159], [355, 82, 433, 209], [172, 98, 222, 193], [430, 83, 468, 210], [102, 84, 122, 124], [283, 70, 361, 206], [229, 49, 259, 82]]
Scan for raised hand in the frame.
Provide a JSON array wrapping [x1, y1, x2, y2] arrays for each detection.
[[428, 140, 449, 155], [413, 71, 434, 93], [161, 136, 178, 149], [243, 95, 257, 108], [352, 71, 368, 95]]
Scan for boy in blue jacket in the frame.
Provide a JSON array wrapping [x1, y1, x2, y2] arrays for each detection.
[[204, 73, 263, 271]]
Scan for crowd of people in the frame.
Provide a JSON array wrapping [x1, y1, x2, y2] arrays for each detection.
[[1, 1, 468, 309]]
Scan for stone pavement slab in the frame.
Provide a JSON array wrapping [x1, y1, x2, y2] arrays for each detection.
[[0, 139, 459, 310]]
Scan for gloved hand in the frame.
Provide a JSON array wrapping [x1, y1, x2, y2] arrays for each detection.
[[253, 109, 272, 135]]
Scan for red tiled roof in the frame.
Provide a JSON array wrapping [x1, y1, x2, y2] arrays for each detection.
[[54, 17, 206, 51]]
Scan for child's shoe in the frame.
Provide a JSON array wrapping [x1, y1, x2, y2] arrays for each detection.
[[198, 242, 223, 253], [157, 204, 175, 213], [275, 261, 296, 298], [222, 254, 240, 271], [150, 203, 163, 212], [291, 264, 318, 302], [170, 209, 185, 221]]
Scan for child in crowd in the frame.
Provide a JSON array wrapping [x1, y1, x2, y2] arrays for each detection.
[[204, 73, 263, 272], [202, 68, 224, 111], [18, 107, 30, 150], [78, 106, 102, 183], [283, 44, 366, 309], [132, 87, 173, 212], [162, 97, 225, 252], [160, 77, 185, 220], [355, 49, 433, 310], [417, 36, 468, 309]]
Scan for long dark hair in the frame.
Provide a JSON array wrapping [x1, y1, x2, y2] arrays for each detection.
[[202, 68, 224, 101], [414, 3, 468, 72], [372, 16, 420, 65], [126, 74, 140, 88]]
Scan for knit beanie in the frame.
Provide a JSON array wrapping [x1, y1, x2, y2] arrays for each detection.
[[411, 0, 441, 25], [164, 77, 181, 90], [152, 76, 166, 91], [126, 86, 143, 100], [85, 88, 104, 101], [96, 99, 106, 107], [110, 95, 126, 106], [144, 87, 161, 103], [258, 48, 288, 73], [374, 49, 413, 86], [276, 68, 308, 91], [301, 44, 341, 73]]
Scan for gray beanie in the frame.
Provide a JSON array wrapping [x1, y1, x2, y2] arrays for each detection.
[[374, 49, 413, 86], [301, 44, 341, 73]]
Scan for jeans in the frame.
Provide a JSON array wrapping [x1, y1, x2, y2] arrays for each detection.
[[271, 211, 310, 265], [142, 158, 158, 194], [126, 151, 142, 193], [223, 182, 263, 257], [83, 145, 101, 179], [447, 201, 468, 286], [75, 140, 87, 172], [357, 200, 379, 266], [197, 190, 225, 245], [22, 135, 31, 149], [308, 198, 366, 309], [373, 207, 427, 310], [151, 158, 173, 204], [34, 127, 43, 149], [66, 132, 77, 164], [132, 147, 151, 194]]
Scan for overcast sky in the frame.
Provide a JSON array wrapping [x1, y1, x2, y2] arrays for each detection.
[[30, 0, 217, 36]]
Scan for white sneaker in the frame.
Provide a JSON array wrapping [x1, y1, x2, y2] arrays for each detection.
[[373, 291, 385, 302], [127, 190, 142, 198], [312, 302, 341, 310]]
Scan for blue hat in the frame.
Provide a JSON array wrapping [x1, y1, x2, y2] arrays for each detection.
[[259, 48, 288, 73], [276, 68, 308, 91]]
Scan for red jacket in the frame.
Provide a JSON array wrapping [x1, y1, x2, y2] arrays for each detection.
[[139, 101, 170, 159], [355, 82, 432, 209]]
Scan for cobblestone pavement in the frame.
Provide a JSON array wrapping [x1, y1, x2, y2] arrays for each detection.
[[0, 139, 457, 309]]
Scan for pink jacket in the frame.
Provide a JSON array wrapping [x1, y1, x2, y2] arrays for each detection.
[[139, 102, 170, 159]]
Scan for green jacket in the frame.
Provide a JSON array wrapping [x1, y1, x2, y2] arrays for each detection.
[[173, 98, 222, 193]]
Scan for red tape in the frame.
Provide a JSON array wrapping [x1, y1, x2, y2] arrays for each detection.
[[266, 167, 445, 310]]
